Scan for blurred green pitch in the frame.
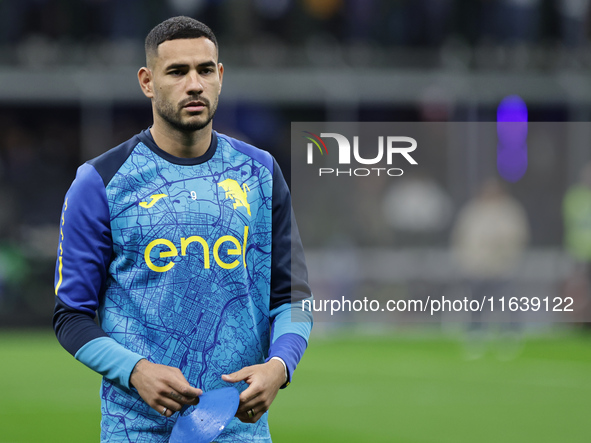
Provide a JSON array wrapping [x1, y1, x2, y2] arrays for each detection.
[[1, 330, 590, 442]]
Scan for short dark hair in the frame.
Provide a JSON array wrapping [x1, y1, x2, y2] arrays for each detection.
[[145, 16, 218, 62]]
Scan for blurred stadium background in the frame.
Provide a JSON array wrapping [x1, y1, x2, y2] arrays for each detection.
[[1, 0, 591, 441]]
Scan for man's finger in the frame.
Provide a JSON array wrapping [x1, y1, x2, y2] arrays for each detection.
[[236, 407, 265, 424], [237, 383, 262, 406], [155, 398, 184, 416], [164, 386, 203, 404], [166, 381, 202, 401], [221, 367, 251, 383], [166, 389, 200, 404]]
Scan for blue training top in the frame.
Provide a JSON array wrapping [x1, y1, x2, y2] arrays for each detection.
[[53, 129, 313, 443]]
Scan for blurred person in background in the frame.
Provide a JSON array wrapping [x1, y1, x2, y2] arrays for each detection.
[[556, 0, 591, 68], [557, 0, 590, 49], [89, 0, 147, 42], [497, 0, 542, 45], [562, 162, 591, 324], [0, 130, 28, 311], [52, 16, 312, 442], [383, 172, 453, 247], [451, 177, 530, 358]]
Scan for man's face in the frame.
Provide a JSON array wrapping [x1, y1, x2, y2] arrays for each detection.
[[147, 37, 223, 132]]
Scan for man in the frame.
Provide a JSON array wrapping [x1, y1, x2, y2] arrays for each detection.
[[53, 16, 313, 442]]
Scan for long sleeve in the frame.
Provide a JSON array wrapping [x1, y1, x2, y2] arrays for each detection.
[[53, 163, 143, 389], [266, 158, 313, 385]]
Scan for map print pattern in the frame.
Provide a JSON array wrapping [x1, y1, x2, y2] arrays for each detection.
[[98, 137, 274, 442]]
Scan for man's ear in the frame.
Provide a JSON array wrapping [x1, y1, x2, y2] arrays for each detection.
[[218, 63, 224, 94], [138, 67, 154, 98]]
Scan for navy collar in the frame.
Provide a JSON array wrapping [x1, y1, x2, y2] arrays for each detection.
[[137, 128, 218, 166]]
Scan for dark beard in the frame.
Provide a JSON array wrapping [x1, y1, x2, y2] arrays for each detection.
[[156, 96, 218, 132]]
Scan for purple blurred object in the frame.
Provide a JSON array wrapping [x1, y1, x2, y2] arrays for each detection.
[[497, 142, 528, 183], [170, 387, 240, 443], [497, 95, 528, 182]]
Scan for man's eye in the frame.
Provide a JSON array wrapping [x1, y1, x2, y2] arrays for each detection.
[[169, 70, 182, 76], [201, 68, 213, 75]]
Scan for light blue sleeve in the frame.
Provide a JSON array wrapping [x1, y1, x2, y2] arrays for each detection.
[[75, 336, 145, 390], [268, 296, 313, 385], [269, 297, 313, 343]]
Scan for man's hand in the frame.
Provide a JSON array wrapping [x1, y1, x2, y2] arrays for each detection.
[[130, 359, 202, 417], [221, 359, 287, 423]]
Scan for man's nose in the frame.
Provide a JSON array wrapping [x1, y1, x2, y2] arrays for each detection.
[[186, 71, 204, 94]]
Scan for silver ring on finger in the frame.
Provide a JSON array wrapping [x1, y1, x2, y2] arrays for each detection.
[[162, 407, 168, 416], [247, 408, 255, 418]]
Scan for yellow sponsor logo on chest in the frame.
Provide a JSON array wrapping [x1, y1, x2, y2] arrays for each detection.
[[144, 226, 249, 272]]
